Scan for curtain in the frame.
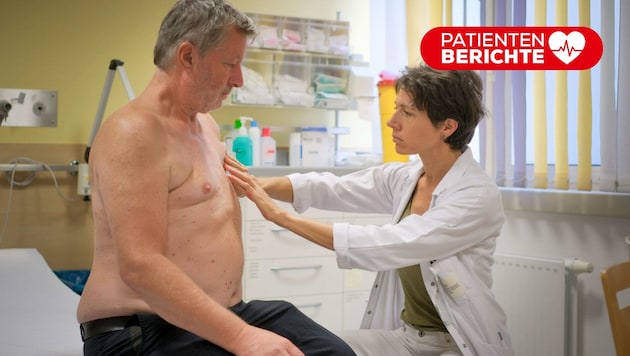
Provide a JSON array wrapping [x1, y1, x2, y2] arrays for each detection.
[[408, 0, 627, 193], [554, 0, 569, 189], [599, 0, 617, 191], [533, 0, 548, 189], [577, 0, 593, 190], [512, 0, 527, 188], [618, 1, 630, 192], [494, 0, 508, 186]]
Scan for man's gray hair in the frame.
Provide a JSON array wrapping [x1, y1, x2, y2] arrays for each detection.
[[153, 0, 256, 69]]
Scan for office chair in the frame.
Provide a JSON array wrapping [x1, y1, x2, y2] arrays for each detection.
[[601, 260, 630, 356]]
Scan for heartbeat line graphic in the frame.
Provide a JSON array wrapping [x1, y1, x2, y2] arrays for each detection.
[[548, 31, 586, 64], [551, 40, 582, 56]]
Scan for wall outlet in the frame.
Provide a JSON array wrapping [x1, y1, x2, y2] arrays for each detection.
[[0, 88, 58, 127]]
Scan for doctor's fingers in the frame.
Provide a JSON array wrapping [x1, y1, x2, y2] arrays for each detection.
[[225, 165, 261, 194], [224, 153, 249, 173]]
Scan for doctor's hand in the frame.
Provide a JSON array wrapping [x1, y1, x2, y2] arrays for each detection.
[[224, 163, 287, 224], [224, 153, 249, 198]]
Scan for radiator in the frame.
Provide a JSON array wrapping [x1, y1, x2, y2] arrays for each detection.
[[492, 253, 593, 356]]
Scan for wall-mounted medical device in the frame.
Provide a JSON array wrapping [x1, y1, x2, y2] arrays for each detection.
[[0, 88, 58, 127]]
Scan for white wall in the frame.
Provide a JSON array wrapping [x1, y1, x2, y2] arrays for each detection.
[[497, 207, 629, 356]]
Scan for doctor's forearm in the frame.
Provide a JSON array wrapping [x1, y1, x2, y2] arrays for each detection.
[[258, 176, 294, 202], [276, 214, 334, 250]]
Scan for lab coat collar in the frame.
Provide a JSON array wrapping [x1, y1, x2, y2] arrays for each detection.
[[392, 160, 424, 222], [392, 147, 474, 222], [432, 147, 474, 196]]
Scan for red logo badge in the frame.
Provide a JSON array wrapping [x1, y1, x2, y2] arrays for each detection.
[[420, 26, 603, 70]]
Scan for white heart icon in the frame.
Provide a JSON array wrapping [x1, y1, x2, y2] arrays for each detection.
[[548, 31, 585, 64]]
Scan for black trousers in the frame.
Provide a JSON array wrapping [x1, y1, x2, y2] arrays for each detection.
[[83, 299, 355, 356]]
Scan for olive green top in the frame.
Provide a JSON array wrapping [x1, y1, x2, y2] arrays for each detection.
[[396, 195, 447, 332]]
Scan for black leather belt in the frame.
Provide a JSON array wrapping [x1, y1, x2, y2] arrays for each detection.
[[80, 315, 138, 342]]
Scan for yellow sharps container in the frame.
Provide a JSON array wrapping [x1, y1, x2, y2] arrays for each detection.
[[377, 76, 408, 162]]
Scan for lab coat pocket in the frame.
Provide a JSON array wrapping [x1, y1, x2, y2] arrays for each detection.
[[438, 271, 467, 300], [437, 271, 507, 349], [466, 292, 510, 349]]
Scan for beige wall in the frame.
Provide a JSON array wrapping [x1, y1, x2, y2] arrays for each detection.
[[0, 0, 371, 269], [0, 143, 93, 269]]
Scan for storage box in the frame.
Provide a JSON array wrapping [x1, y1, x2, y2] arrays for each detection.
[[328, 20, 350, 56], [251, 14, 281, 49], [280, 16, 306, 52], [305, 19, 329, 53], [311, 55, 351, 109], [232, 51, 275, 105], [273, 53, 314, 106]]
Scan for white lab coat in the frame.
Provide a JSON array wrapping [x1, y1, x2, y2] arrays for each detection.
[[288, 149, 514, 356]]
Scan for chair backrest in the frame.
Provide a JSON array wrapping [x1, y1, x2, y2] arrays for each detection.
[[601, 261, 630, 356]]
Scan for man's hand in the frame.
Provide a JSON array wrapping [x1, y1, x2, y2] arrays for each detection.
[[231, 325, 304, 356]]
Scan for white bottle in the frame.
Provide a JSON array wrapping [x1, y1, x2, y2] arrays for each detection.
[[300, 126, 329, 167], [289, 132, 301, 167], [224, 119, 240, 155], [248, 119, 261, 166], [260, 127, 277, 167]]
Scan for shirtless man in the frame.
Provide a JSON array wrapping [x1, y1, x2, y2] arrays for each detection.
[[76, 1, 354, 355]]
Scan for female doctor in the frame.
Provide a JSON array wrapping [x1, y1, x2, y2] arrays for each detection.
[[225, 64, 513, 356]]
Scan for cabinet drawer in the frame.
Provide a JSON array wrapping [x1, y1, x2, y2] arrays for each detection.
[[343, 290, 371, 330], [244, 256, 342, 298], [285, 293, 344, 331], [245, 293, 344, 332], [245, 220, 334, 259]]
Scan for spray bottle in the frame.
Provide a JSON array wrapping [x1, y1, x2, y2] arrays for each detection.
[[246, 118, 261, 166]]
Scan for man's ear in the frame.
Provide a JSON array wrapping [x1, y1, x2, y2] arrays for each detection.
[[176, 41, 196, 69]]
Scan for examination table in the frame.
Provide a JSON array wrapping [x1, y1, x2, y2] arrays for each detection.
[[0, 248, 83, 355]]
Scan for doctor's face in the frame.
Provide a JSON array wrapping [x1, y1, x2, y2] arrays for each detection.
[[386, 89, 443, 156]]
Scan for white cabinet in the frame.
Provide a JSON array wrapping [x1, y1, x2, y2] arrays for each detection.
[[244, 255, 341, 298], [241, 198, 388, 331], [241, 199, 344, 331], [340, 214, 389, 329]]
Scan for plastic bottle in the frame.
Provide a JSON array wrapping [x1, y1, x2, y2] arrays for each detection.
[[232, 120, 253, 166], [289, 132, 301, 167], [260, 127, 277, 166], [224, 119, 240, 155], [300, 127, 329, 166], [248, 119, 261, 166]]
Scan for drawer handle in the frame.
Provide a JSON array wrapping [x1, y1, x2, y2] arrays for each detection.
[[270, 265, 323, 271], [295, 302, 323, 309], [270, 227, 289, 233]]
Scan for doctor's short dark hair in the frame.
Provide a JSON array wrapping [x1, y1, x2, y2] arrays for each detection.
[[395, 65, 486, 152]]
